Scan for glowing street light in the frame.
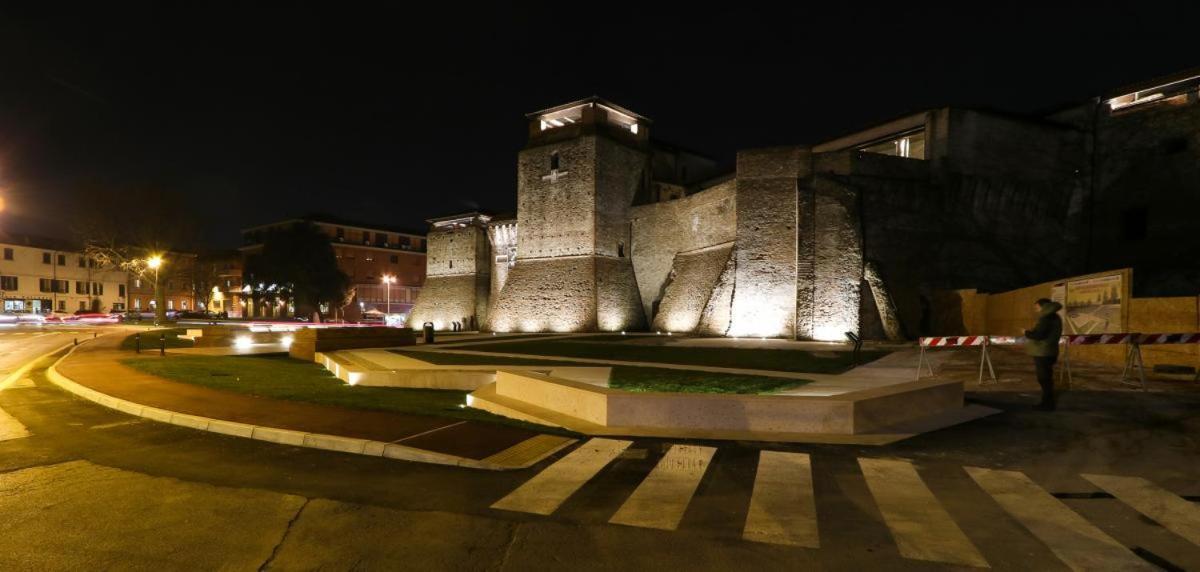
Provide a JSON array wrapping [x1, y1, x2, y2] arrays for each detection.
[[381, 274, 396, 315], [147, 254, 164, 325]]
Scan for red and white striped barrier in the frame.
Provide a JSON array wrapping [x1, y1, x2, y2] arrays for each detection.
[[919, 336, 987, 347], [917, 332, 1200, 387], [1135, 333, 1200, 345]]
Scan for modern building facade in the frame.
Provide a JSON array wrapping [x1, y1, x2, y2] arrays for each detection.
[[0, 233, 129, 314], [412, 69, 1200, 338]]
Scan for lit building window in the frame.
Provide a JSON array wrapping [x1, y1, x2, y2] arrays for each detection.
[[859, 129, 926, 160]]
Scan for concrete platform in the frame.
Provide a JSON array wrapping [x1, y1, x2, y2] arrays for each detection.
[[318, 343, 997, 445], [466, 369, 996, 445], [316, 349, 612, 390]]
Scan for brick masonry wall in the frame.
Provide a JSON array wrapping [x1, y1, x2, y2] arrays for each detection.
[[595, 256, 646, 331], [486, 256, 597, 332], [516, 137, 597, 258], [729, 146, 805, 338], [630, 179, 736, 320], [809, 176, 863, 341], [408, 274, 479, 330], [651, 242, 735, 333]]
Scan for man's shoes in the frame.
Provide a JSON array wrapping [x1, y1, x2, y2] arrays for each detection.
[[1033, 403, 1056, 412]]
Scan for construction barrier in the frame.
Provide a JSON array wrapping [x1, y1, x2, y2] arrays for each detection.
[[917, 332, 1200, 390]]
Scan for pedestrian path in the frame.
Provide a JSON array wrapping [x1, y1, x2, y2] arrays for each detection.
[[492, 438, 1200, 570], [46, 332, 575, 470]]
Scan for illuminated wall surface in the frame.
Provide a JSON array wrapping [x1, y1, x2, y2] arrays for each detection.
[[415, 84, 1200, 337]]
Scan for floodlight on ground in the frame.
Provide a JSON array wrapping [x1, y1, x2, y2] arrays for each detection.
[[234, 335, 253, 349]]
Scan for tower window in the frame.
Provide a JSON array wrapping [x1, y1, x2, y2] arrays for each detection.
[[550, 152, 560, 171], [617, 241, 625, 258]]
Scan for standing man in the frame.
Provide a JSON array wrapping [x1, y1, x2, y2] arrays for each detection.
[[1024, 298, 1064, 411]]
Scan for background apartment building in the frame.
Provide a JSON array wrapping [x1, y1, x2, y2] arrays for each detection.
[[0, 233, 128, 314]]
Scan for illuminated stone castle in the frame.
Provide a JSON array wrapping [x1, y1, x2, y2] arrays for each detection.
[[412, 70, 1200, 339]]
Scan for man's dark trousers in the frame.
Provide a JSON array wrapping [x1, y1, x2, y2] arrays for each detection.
[[1033, 356, 1057, 408]]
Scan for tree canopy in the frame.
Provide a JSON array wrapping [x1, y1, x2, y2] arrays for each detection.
[[243, 223, 349, 319]]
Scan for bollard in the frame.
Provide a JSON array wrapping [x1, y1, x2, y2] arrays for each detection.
[[93, 332, 97, 339], [74, 338, 78, 346], [135, 333, 141, 353], [423, 322, 435, 344], [159, 334, 166, 356]]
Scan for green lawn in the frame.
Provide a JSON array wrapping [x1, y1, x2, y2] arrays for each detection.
[[119, 329, 193, 351], [120, 354, 570, 434], [396, 349, 807, 394], [444, 339, 887, 374], [607, 366, 802, 394]]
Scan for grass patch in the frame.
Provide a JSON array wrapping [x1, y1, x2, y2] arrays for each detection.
[[392, 349, 582, 367], [394, 350, 806, 394], [119, 328, 193, 351], [609, 366, 803, 394], [120, 354, 570, 434], [452, 339, 888, 374]]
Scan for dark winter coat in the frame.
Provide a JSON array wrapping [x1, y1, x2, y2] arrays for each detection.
[[1024, 301, 1063, 357]]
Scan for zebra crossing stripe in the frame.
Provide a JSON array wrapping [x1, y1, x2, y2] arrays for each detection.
[[0, 404, 31, 442], [491, 438, 631, 515], [609, 444, 716, 531], [743, 451, 819, 547], [966, 467, 1156, 571], [859, 458, 988, 568], [1082, 473, 1200, 547]]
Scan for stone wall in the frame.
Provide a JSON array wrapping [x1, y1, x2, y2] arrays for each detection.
[[486, 256, 597, 332], [629, 179, 736, 320], [595, 257, 647, 331], [1092, 94, 1200, 295], [594, 136, 649, 258], [729, 146, 805, 338], [808, 176, 864, 341], [409, 222, 490, 330], [408, 275, 478, 330], [651, 242, 735, 333], [488, 221, 517, 302], [515, 137, 597, 258]]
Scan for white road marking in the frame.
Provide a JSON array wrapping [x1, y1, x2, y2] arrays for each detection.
[[966, 467, 1155, 571], [1082, 473, 1200, 547], [609, 444, 716, 531], [0, 404, 31, 441], [859, 458, 988, 567], [491, 438, 632, 515], [743, 451, 819, 547]]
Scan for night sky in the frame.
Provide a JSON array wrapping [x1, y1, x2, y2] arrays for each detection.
[[1, 4, 1197, 250]]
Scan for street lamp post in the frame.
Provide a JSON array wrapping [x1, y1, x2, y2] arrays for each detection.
[[147, 255, 164, 326], [382, 275, 395, 315]]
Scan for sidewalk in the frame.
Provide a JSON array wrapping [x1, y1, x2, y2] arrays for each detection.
[[49, 333, 574, 470]]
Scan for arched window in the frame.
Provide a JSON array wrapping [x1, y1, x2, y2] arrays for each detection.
[[617, 241, 625, 258], [550, 152, 560, 171]]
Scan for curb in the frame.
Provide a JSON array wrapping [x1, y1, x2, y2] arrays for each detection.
[[43, 340, 567, 471], [1, 341, 77, 391]]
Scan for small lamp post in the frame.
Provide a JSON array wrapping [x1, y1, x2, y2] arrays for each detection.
[[382, 274, 396, 315], [147, 255, 164, 325]]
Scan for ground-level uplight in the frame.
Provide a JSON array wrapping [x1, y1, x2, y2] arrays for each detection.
[[280, 335, 294, 347], [234, 335, 253, 349]]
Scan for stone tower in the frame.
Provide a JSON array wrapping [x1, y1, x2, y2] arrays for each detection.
[[487, 97, 649, 332], [408, 213, 492, 330]]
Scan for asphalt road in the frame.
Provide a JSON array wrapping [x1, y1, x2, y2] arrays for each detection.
[[1, 326, 1198, 571]]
